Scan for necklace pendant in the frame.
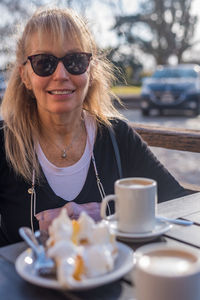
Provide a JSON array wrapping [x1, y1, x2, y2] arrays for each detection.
[[61, 149, 67, 159]]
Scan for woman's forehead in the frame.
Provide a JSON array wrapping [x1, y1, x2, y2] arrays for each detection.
[[26, 31, 85, 55]]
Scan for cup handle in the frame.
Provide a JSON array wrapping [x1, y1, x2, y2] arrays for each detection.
[[101, 194, 117, 221]]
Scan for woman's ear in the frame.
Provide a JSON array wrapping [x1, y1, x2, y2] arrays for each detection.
[[19, 65, 32, 90]]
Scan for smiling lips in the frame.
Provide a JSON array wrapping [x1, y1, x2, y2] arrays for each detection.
[[48, 89, 75, 95]]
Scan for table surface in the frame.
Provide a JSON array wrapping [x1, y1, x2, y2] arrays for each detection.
[[1, 192, 200, 300]]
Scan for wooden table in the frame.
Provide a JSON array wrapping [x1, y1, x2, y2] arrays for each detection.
[[1, 192, 200, 300]]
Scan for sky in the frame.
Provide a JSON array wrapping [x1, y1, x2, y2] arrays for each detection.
[[87, 0, 139, 48]]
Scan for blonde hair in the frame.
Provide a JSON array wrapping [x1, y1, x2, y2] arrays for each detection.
[[1, 7, 123, 182]]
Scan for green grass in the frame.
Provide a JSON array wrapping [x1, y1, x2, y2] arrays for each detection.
[[112, 85, 141, 95]]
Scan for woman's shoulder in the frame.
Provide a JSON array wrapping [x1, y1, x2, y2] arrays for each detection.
[[109, 118, 137, 137], [97, 118, 139, 142]]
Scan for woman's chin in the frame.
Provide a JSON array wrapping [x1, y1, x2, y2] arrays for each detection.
[[48, 105, 81, 116]]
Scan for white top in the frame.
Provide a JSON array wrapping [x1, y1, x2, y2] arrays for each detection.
[[36, 112, 96, 201]]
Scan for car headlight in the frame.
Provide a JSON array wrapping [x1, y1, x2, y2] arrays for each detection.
[[141, 85, 151, 94], [187, 102, 197, 108], [185, 88, 199, 96]]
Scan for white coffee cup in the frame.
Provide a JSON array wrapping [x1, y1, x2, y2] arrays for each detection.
[[100, 177, 157, 233], [134, 243, 200, 300]]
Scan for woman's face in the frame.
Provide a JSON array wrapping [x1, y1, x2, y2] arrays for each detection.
[[20, 32, 91, 120]]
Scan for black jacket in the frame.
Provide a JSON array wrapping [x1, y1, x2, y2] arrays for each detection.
[[0, 119, 187, 246]]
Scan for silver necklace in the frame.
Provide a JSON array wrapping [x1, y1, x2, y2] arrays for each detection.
[[44, 139, 72, 159], [56, 140, 75, 159], [43, 122, 84, 159], [61, 149, 67, 159]]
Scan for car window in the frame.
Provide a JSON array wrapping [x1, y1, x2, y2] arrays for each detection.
[[152, 68, 198, 79]]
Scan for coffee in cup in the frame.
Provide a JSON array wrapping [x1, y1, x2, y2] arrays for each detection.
[[134, 243, 200, 300], [100, 177, 157, 233]]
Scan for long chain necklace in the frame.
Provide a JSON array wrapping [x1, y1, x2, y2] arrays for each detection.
[[28, 153, 108, 233]]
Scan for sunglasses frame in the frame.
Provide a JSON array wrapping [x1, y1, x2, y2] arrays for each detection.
[[23, 52, 92, 77]]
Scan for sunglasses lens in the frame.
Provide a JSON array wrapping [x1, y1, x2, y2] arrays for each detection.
[[28, 53, 91, 76], [63, 53, 91, 75], [30, 55, 56, 77]]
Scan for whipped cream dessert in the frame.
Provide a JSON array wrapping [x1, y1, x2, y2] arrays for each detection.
[[46, 209, 118, 287]]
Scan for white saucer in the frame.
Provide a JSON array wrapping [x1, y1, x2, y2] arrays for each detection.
[[107, 219, 173, 242], [15, 242, 134, 291]]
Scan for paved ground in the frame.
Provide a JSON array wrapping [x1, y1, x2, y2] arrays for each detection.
[[118, 107, 200, 187]]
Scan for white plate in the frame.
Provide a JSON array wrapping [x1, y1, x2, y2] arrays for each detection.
[[108, 219, 173, 242], [15, 242, 134, 291]]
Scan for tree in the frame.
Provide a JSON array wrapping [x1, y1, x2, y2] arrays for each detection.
[[105, 46, 142, 85], [113, 0, 199, 65]]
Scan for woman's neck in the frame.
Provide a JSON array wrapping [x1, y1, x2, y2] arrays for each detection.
[[38, 110, 84, 139], [37, 111, 87, 167]]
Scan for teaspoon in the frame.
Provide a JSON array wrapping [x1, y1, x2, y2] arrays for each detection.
[[157, 216, 193, 226]]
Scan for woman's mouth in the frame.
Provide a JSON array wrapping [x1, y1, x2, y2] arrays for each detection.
[[48, 89, 75, 95]]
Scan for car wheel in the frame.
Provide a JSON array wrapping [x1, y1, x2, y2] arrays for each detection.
[[142, 109, 150, 116]]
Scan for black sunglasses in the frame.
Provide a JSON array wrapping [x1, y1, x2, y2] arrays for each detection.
[[23, 52, 92, 77]]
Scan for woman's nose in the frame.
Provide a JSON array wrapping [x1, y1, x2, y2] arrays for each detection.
[[53, 61, 70, 80]]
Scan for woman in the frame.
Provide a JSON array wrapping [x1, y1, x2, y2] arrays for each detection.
[[0, 7, 187, 246]]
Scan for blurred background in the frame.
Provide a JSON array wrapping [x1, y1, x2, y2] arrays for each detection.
[[1, 0, 200, 82], [1, 0, 200, 187]]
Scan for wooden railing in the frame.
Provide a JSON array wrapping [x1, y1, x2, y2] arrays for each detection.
[[130, 122, 200, 192], [131, 122, 200, 153]]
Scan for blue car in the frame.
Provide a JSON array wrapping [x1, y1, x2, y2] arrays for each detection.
[[140, 64, 200, 116], [0, 71, 6, 102]]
